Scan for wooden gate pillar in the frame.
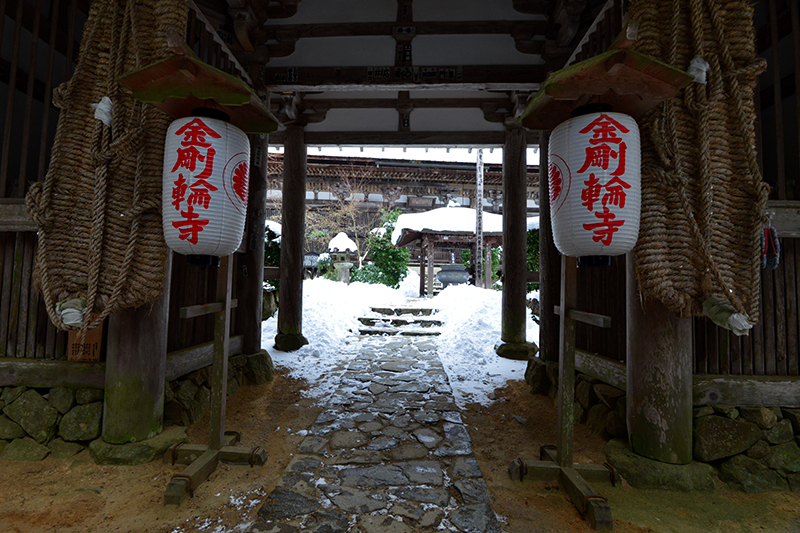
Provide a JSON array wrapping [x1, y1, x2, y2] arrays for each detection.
[[501, 125, 527, 345], [102, 252, 172, 443], [237, 134, 268, 355], [275, 125, 309, 351], [626, 252, 693, 464], [538, 132, 560, 362]]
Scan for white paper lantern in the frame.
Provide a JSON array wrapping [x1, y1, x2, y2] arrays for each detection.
[[162, 115, 250, 259], [548, 111, 641, 257]]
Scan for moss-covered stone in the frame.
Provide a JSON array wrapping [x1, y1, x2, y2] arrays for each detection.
[[765, 441, 800, 473], [1, 385, 27, 405], [88, 426, 188, 465], [719, 454, 789, 493], [0, 414, 26, 440], [605, 440, 715, 491], [523, 358, 550, 394], [586, 404, 611, 438], [693, 415, 762, 462], [75, 388, 103, 405], [693, 406, 715, 418], [48, 387, 76, 415], [782, 408, 800, 433], [1, 437, 51, 461], [713, 405, 739, 419], [244, 351, 275, 385], [59, 402, 103, 442], [49, 438, 86, 459], [739, 407, 778, 430], [3, 390, 59, 444], [746, 440, 770, 460], [764, 419, 794, 445]]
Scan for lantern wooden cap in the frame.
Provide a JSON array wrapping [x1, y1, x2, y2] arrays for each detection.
[[118, 54, 281, 134], [518, 48, 694, 131]]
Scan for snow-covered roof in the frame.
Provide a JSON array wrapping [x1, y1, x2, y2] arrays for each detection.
[[328, 232, 358, 252], [265, 219, 282, 235], [391, 206, 539, 245]]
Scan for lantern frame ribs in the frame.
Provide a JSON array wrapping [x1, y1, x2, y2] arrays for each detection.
[[508, 255, 615, 531]]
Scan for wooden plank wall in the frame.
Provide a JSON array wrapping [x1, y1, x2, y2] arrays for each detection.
[[574, 255, 627, 363], [0, 0, 84, 360], [0, 232, 68, 359], [694, 237, 800, 377], [166, 253, 241, 353]]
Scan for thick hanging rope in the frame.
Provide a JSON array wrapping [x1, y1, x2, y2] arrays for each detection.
[[629, 0, 768, 321], [26, 0, 189, 334]]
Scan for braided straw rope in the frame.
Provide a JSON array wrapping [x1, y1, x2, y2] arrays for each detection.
[[26, 0, 189, 334], [629, 0, 768, 321]]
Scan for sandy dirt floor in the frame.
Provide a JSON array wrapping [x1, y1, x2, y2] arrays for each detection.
[[1, 370, 799, 533]]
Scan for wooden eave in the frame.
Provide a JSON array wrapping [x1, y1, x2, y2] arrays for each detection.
[[118, 54, 281, 134], [518, 48, 695, 130]]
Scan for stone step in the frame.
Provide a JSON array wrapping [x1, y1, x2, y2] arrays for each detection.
[[358, 317, 443, 328], [358, 326, 441, 336], [371, 306, 439, 317]]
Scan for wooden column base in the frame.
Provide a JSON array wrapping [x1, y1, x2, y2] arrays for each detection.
[[508, 446, 614, 531], [164, 432, 268, 506], [274, 333, 309, 352]]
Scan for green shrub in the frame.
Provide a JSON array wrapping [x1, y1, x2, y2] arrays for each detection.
[[352, 209, 410, 288], [264, 225, 281, 291]]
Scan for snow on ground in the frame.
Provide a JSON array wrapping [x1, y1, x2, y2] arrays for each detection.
[[262, 274, 538, 406]]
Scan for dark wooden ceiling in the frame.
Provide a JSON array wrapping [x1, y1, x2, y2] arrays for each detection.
[[194, 0, 610, 146]]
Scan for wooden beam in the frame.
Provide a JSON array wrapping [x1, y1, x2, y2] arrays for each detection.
[[560, 466, 613, 531], [267, 131, 507, 146], [0, 357, 105, 388], [693, 375, 800, 408], [575, 350, 626, 391], [164, 449, 220, 506], [299, 97, 512, 110], [766, 201, 800, 237], [263, 65, 546, 91], [180, 299, 238, 319], [263, 20, 548, 40], [0, 200, 35, 232], [164, 335, 244, 381], [554, 306, 611, 329]]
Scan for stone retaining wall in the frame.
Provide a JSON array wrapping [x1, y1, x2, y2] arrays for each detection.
[[525, 357, 800, 493], [0, 351, 274, 462]]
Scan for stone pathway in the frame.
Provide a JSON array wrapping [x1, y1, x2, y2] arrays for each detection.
[[247, 326, 504, 533]]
